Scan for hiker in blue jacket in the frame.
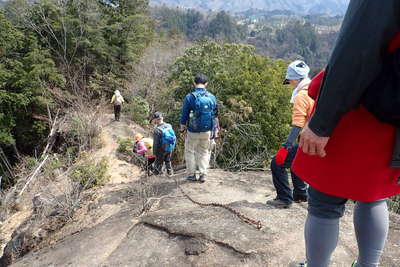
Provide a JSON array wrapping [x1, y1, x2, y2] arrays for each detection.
[[180, 73, 218, 183], [152, 112, 176, 177]]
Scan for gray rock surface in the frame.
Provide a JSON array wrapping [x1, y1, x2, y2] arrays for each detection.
[[7, 169, 400, 267]]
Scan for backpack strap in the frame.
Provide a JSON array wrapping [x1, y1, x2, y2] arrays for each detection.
[[299, 82, 310, 91], [192, 90, 208, 97]]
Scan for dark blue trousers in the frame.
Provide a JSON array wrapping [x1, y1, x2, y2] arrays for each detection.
[[270, 144, 308, 204]]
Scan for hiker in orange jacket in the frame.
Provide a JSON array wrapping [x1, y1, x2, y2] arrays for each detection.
[[266, 60, 314, 209]]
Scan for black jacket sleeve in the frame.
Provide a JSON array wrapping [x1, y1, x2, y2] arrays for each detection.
[[309, 0, 400, 137], [153, 127, 162, 156]]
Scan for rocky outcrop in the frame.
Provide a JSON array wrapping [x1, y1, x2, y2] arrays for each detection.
[[5, 170, 400, 267], [3, 114, 399, 267]]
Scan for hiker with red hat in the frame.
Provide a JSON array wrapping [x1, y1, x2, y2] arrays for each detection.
[[290, 1, 400, 266], [266, 60, 315, 209]]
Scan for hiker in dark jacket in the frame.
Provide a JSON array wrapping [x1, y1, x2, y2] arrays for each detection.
[[152, 112, 175, 176], [290, 1, 400, 266]]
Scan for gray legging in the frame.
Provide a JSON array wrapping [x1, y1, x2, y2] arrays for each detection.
[[305, 188, 389, 267]]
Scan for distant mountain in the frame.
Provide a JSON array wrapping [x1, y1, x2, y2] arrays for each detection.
[[150, 0, 350, 16], [0, 0, 8, 7]]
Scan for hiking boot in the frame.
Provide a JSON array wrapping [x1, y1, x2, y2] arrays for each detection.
[[199, 174, 206, 183], [167, 169, 174, 177], [293, 195, 308, 203], [266, 198, 292, 209], [186, 175, 197, 181], [289, 261, 356, 267]]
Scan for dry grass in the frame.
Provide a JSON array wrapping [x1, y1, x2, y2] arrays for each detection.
[[59, 101, 105, 154], [0, 102, 108, 264]]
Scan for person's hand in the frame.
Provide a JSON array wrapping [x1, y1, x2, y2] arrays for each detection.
[[180, 125, 187, 139], [275, 147, 289, 165], [299, 123, 330, 157]]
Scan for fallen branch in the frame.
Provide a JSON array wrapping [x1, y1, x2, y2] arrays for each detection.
[[32, 113, 50, 122], [240, 168, 271, 172], [173, 177, 262, 230], [18, 154, 49, 197], [41, 109, 60, 158]]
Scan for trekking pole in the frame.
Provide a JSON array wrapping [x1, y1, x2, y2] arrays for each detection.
[[213, 141, 217, 168]]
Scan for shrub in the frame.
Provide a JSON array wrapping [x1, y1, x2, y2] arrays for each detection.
[[70, 155, 110, 189], [124, 96, 150, 126], [42, 154, 68, 179], [21, 157, 39, 172], [60, 103, 103, 154], [217, 123, 270, 170], [117, 137, 134, 157]]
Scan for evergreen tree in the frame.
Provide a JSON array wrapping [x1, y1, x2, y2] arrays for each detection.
[[208, 11, 238, 41], [101, 0, 154, 78], [0, 0, 154, 185], [0, 11, 63, 150]]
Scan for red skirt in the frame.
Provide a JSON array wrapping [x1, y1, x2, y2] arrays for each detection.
[[292, 105, 400, 202]]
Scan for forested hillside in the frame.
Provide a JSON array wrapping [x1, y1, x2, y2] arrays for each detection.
[[0, 0, 298, 191], [0, 0, 153, 187], [151, 7, 247, 42], [151, 5, 342, 72]]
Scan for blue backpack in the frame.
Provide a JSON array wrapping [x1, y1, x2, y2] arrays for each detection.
[[161, 127, 176, 151], [189, 91, 215, 132]]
